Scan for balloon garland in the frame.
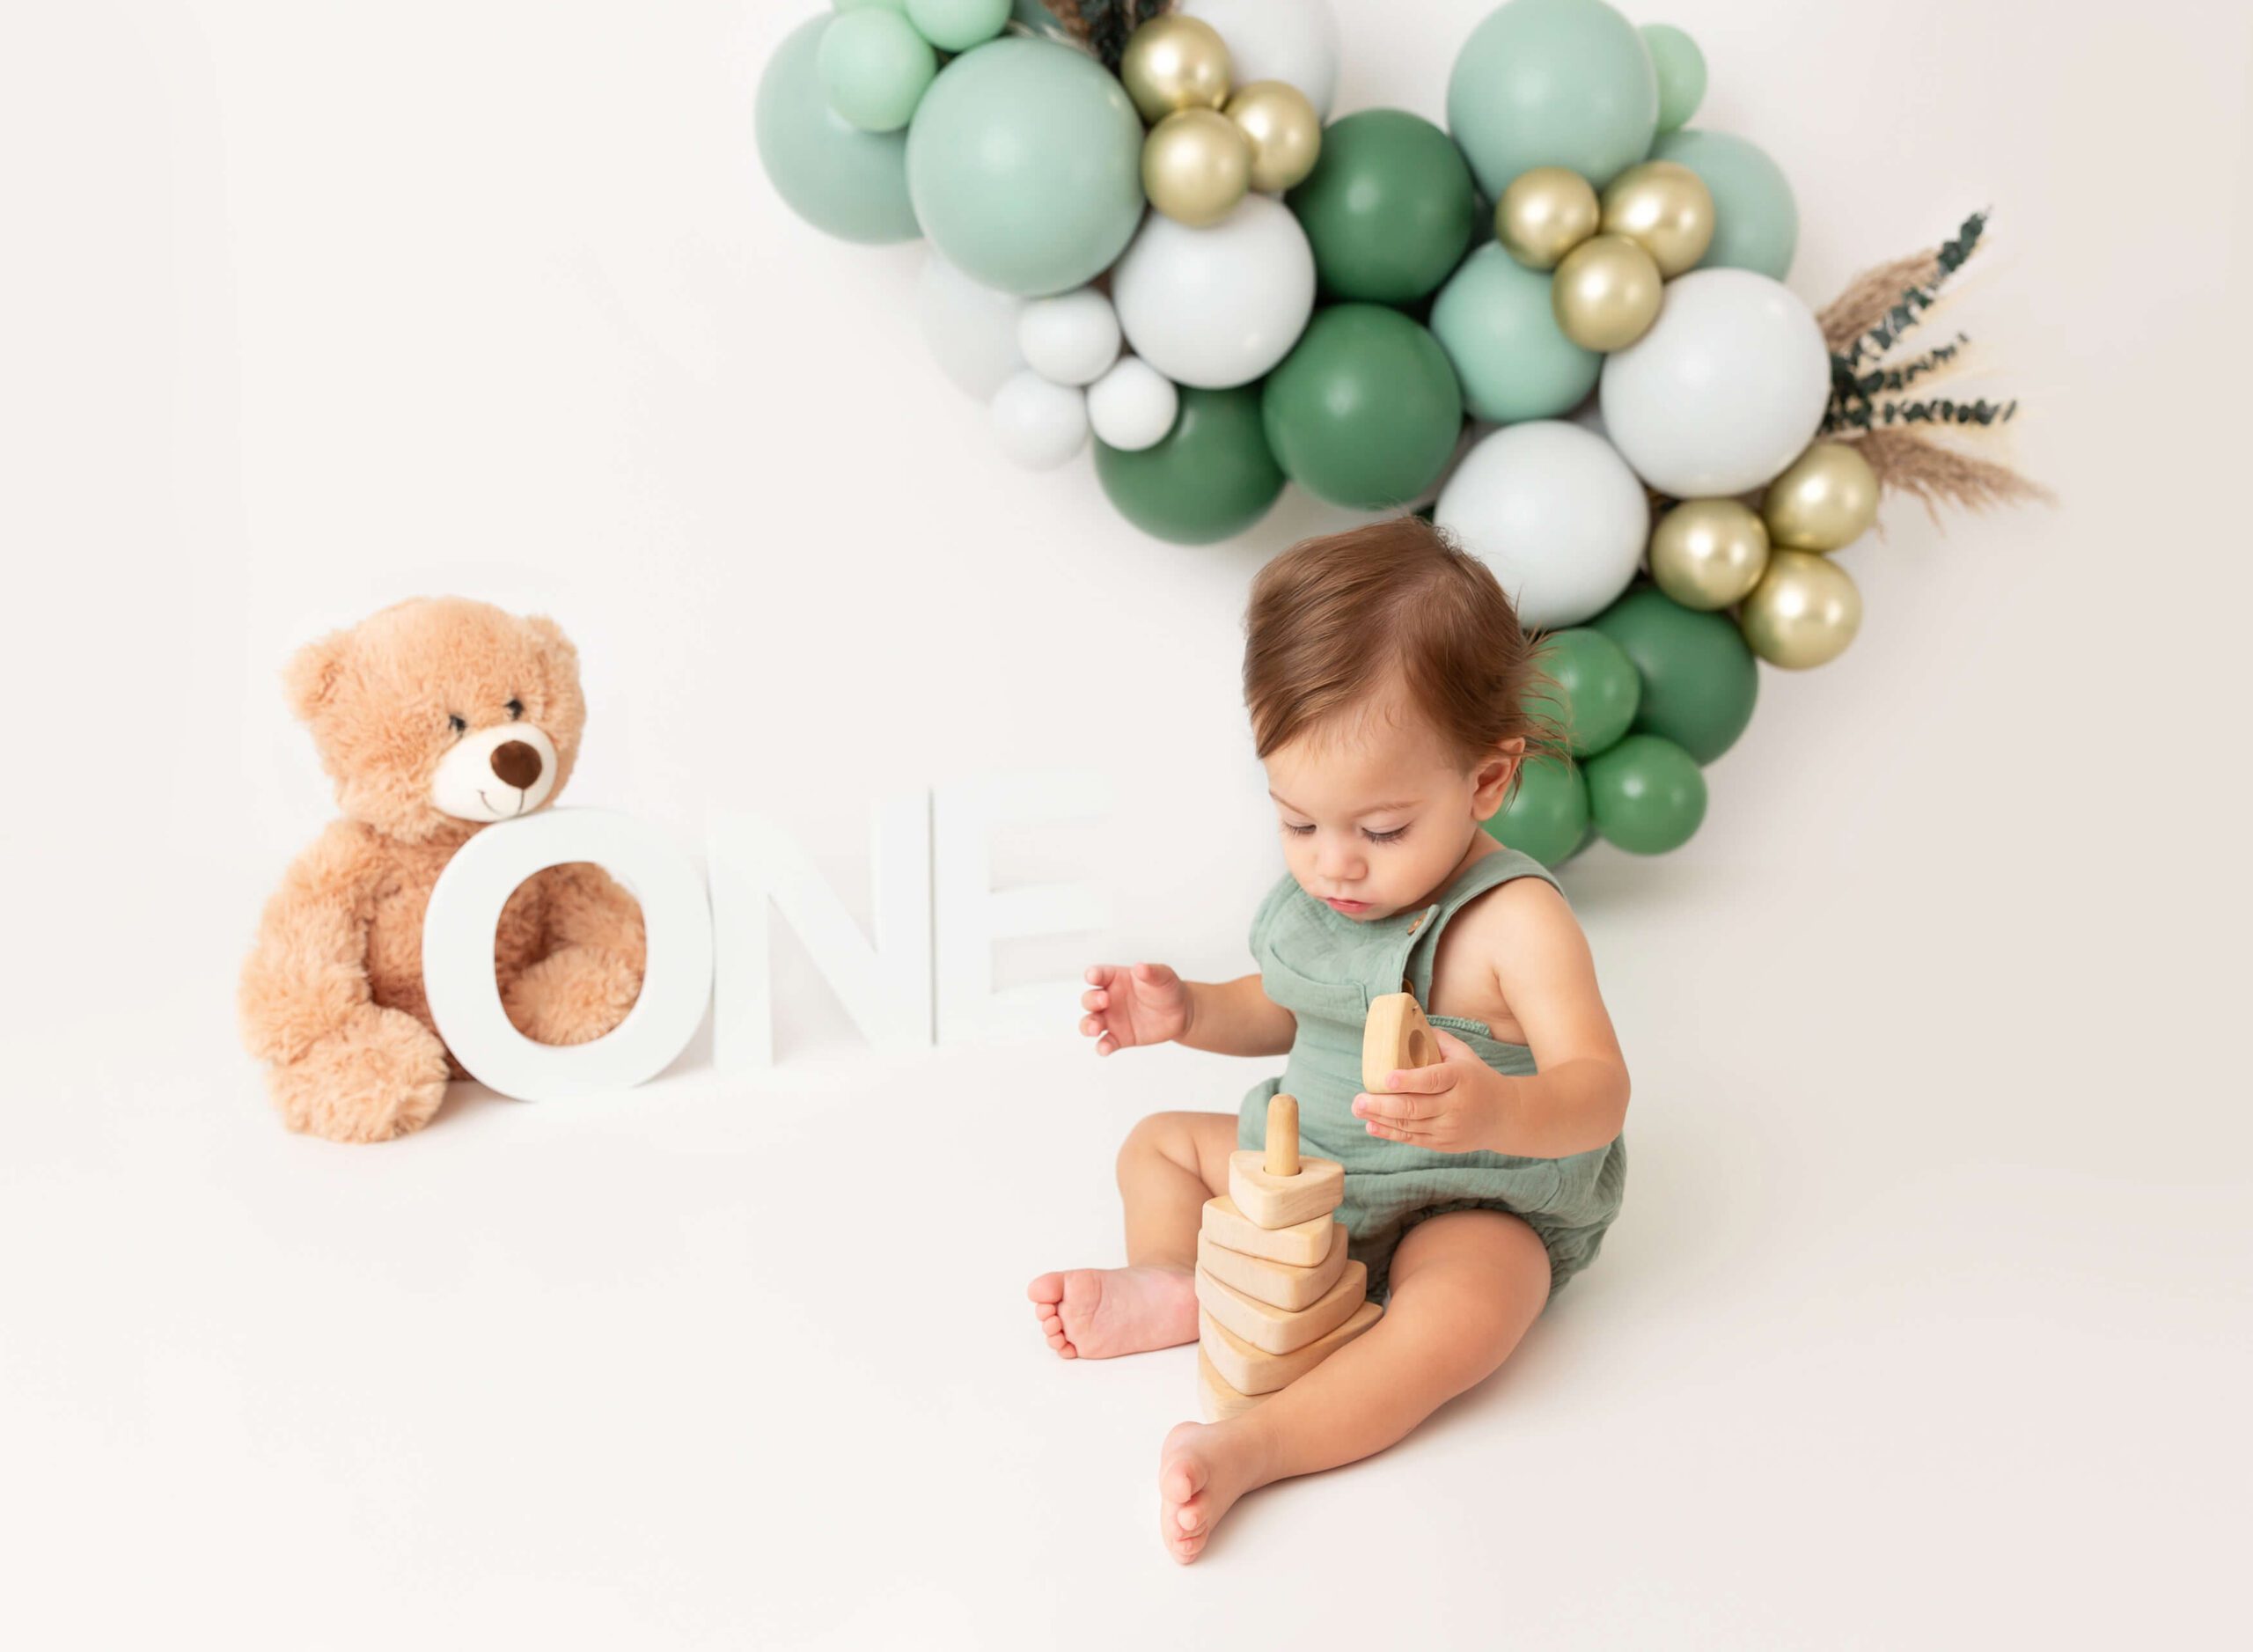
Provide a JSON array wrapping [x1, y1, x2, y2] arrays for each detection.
[[757, 0, 2046, 863]]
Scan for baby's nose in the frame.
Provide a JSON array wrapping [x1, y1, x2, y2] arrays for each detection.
[[489, 739, 543, 790]]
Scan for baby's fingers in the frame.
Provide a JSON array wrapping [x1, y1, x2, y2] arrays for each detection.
[[1352, 1089, 1428, 1125], [1082, 987, 1109, 1012]]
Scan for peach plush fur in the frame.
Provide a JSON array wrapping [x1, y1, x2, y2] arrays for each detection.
[[239, 598, 646, 1142]]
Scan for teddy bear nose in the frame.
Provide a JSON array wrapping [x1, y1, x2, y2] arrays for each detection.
[[489, 740, 543, 791]]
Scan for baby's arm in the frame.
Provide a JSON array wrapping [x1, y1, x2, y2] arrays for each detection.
[[1353, 879, 1629, 1157], [1080, 965, 1295, 1059]]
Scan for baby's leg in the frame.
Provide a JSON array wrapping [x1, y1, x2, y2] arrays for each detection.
[[1028, 1111, 1237, 1360], [1157, 1208, 1551, 1563]]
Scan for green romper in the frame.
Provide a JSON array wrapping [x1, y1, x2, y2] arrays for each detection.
[[1236, 848, 1626, 1301]]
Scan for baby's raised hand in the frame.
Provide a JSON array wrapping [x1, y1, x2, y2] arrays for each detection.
[[1351, 1026, 1511, 1154], [1079, 962, 1190, 1056]]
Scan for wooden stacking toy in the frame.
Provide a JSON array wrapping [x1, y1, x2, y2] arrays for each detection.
[[1362, 990, 1441, 1092], [1194, 1093, 1381, 1421]]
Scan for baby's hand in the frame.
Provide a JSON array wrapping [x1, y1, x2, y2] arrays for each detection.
[[1078, 962, 1191, 1056], [1351, 1026, 1509, 1154]]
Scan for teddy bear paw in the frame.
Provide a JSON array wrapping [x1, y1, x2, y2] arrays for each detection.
[[503, 945, 645, 1046], [269, 1008, 451, 1143]]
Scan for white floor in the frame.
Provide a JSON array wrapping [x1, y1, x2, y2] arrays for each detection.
[[7, 833, 2242, 1649]]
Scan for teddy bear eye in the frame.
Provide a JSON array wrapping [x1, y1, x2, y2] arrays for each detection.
[[505, 698, 524, 720], [448, 714, 467, 736]]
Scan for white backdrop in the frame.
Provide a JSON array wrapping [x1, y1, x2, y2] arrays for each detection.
[[3, 2, 2248, 1646]]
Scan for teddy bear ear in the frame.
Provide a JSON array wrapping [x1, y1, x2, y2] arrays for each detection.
[[282, 629, 350, 722], [525, 613, 579, 666]]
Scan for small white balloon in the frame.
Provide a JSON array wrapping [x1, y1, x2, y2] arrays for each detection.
[[918, 249, 1026, 400], [1111, 194, 1317, 390], [1178, 0, 1341, 120], [990, 371, 1090, 470], [1435, 421, 1649, 630], [1087, 356, 1180, 452], [1016, 288, 1122, 387], [1599, 268, 1832, 498]]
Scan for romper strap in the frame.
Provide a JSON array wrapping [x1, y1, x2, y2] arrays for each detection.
[[1391, 849, 1562, 1003]]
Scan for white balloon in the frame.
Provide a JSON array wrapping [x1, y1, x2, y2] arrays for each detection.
[[1599, 268, 1832, 498], [1435, 422, 1649, 630], [990, 371, 1090, 469], [918, 249, 1026, 400], [1087, 356, 1179, 452], [1017, 288, 1122, 387], [1111, 195, 1316, 390], [1178, 0, 1341, 120]]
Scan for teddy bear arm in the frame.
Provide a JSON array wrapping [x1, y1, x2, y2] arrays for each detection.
[[238, 823, 389, 1067]]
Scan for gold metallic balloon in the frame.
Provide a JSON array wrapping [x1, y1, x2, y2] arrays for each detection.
[[1495, 166, 1601, 270], [1740, 550, 1862, 669], [1598, 160, 1715, 278], [1224, 79, 1321, 194], [1650, 499, 1771, 611], [1141, 108, 1251, 227], [1761, 442, 1881, 552], [1551, 233, 1662, 352], [1119, 15, 1233, 125]]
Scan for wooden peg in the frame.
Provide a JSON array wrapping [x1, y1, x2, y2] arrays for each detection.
[[1363, 991, 1441, 1092], [1263, 1092, 1300, 1177]]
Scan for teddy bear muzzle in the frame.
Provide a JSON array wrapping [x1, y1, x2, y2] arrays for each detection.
[[431, 721, 561, 822]]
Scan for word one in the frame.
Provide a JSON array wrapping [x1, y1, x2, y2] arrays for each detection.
[[422, 774, 1110, 1101]]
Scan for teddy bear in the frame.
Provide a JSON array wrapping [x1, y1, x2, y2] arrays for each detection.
[[239, 597, 647, 1142]]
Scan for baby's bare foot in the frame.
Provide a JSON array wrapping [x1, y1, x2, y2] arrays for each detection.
[[1024, 1265, 1197, 1360], [1158, 1418, 1270, 1564]]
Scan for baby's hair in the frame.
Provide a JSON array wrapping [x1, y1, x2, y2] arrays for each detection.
[[1242, 516, 1567, 786]]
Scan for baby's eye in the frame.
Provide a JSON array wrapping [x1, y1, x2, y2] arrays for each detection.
[[504, 697, 524, 720], [447, 713, 467, 736], [1281, 821, 1316, 836], [1362, 825, 1410, 845]]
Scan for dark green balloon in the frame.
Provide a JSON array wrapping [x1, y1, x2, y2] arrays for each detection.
[[1094, 386, 1284, 545], [1589, 584, 1759, 765], [1585, 734, 1707, 855], [1527, 628, 1640, 757], [1485, 756, 1589, 868], [1260, 305, 1464, 510], [1285, 109, 1478, 305]]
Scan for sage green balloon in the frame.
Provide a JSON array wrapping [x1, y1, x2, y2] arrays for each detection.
[[1261, 305, 1464, 510], [1430, 243, 1601, 424], [1649, 128, 1798, 281], [1486, 756, 1591, 868], [757, 17, 921, 244], [819, 8, 937, 134], [1285, 109, 1478, 305], [1527, 627, 1640, 756], [1586, 733, 1706, 854], [908, 0, 1011, 51], [1640, 24, 1706, 135], [1096, 387, 1286, 545], [1447, 0, 1658, 197], [906, 38, 1146, 297], [1589, 584, 1758, 766]]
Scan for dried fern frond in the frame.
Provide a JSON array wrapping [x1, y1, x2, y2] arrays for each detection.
[[1039, 1, 1174, 69], [1819, 250, 1942, 356], [1845, 429, 2055, 524]]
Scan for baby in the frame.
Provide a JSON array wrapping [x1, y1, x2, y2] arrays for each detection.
[[1028, 516, 1630, 1563]]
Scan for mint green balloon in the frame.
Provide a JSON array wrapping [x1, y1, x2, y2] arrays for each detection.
[[757, 18, 921, 244], [834, 0, 908, 11], [1586, 732, 1706, 854], [1447, 0, 1658, 197], [909, 0, 1011, 51], [1486, 756, 1590, 868], [1527, 627, 1640, 756], [1430, 243, 1601, 424], [820, 8, 937, 134], [1649, 128, 1798, 280], [1640, 24, 1706, 135], [906, 38, 1145, 297]]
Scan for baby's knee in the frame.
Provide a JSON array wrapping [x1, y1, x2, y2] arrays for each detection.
[[1115, 1111, 1203, 1182]]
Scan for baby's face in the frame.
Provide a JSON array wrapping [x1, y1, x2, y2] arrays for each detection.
[[1264, 689, 1518, 923]]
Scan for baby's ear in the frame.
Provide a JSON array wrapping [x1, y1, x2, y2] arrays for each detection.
[[282, 628, 351, 723]]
